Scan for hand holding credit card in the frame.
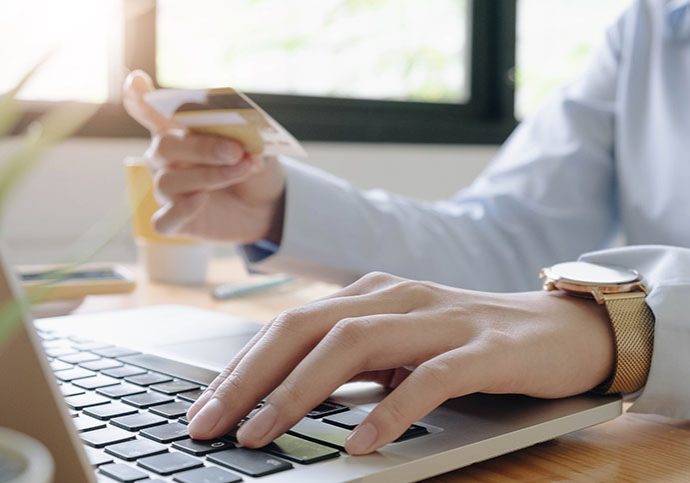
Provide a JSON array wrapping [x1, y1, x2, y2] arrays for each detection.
[[145, 87, 307, 158]]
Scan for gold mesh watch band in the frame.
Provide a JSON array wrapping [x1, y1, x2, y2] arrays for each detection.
[[596, 292, 655, 395]]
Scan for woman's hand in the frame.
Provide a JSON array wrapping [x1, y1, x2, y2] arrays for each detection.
[[187, 271, 614, 455], [123, 70, 287, 243]]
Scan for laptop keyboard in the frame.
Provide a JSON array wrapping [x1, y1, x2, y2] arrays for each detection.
[[36, 329, 428, 482]]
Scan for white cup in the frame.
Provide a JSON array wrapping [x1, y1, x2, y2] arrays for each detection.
[[0, 427, 54, 483], [125, 157, 210, 286], [138, 241, 211, 285]]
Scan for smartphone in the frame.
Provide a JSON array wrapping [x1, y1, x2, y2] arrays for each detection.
[[16, 263, 136, 302]]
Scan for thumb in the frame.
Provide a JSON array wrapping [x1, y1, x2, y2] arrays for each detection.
[[123, 70, 180, 134]]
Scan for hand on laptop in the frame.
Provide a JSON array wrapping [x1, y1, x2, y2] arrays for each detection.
[[123, 71, 287, 243], [185, 271, 614, 455]]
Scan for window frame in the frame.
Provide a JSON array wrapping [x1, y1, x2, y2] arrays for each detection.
[[11, 0, 517, 144]]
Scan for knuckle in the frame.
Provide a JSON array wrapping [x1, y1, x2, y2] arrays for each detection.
[[154, 131, 179, 160], [271, 310, 307, 335], [328, 317, 369, 349], [388, 280, 427, 299], [191, 134, 219, 160], [416, 360, 452, 396], [379, 397, 408, 426], [213, 372, 245, 402], [362, 271, 393, 284], [154, 168, 175, 196], [275, 378, 308, 408]]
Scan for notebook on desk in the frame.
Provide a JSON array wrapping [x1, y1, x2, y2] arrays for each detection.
[[0, 252, 622, 483]]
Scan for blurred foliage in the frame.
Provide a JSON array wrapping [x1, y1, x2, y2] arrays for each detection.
[[0, 62, 96, 345]]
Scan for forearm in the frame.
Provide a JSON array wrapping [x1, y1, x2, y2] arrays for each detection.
[[243, 157, 613, 291]]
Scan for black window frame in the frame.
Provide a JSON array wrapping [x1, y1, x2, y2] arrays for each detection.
[[11, 0, 517, 144]]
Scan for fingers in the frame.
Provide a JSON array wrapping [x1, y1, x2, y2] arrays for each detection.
[[187, 324, 271, 421], [155, 158, 254, 202], [151, 130, 245, 167], [123, 70, 180, 133], [346, 347, 486, 455], [152, 192, 208, 235], [187, 292, 414, 440], [235, 312, 450, 448]]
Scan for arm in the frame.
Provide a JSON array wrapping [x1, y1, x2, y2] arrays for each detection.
[[243, 17, 624, 291]]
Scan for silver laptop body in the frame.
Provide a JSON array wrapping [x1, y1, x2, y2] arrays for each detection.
[[0, 255, 622, 483]]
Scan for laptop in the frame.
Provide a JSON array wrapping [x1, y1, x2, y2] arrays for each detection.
[[0, 254, 622, 483]]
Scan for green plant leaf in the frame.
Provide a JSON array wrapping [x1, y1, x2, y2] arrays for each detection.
[[0, 53, 52, 136]]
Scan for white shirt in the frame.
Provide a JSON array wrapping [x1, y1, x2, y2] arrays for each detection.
[[243, 0, 690, 420]]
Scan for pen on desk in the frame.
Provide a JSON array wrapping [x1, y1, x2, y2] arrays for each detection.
[[212, 274, 293, 300]]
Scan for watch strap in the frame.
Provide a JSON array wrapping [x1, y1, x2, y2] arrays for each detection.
[[595, 292, 655, 394]]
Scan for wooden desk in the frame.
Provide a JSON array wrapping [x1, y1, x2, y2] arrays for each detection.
[[75, 258, 690, 482]]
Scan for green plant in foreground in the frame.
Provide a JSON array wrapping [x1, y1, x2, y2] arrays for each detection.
[[0, 64, 98, 346]]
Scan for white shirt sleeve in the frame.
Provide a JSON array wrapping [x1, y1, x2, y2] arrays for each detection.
[[241, 11, 625, 291], [580, 245, 690, 419]]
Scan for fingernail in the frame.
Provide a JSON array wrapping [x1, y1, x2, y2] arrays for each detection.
[[214, 141, 241, 164], [237, 403, 278, 443], [189, 397, 224, 436], [346, 422, 378, 454]]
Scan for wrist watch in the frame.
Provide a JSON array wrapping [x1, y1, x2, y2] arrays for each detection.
[[540, 261, 655, 394]]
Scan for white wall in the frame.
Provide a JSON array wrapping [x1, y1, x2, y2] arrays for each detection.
[[0, 137, 498, 265]]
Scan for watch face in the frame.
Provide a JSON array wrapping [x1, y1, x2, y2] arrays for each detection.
[[545, 261, 640, 285]]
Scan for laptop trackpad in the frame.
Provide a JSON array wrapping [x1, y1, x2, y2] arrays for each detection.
[[155, 333, 257, 372]]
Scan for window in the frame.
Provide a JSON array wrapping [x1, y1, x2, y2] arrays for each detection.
[[516, 0, 629, 118], [3, 1, 633, 143], [157, 0, 470, 104], [0, 0, 122, 103]]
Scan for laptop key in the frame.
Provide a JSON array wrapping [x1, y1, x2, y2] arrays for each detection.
[[111, 413, 168, 431], [177, 389, 205, 403], [81, 358, 124, 371], [150, 380, 200, 395], [55, 367, 97, 382], [81, 427, 136, 448], [119, 353, 217, 386], [50, 359, 73, 371], [102, 365, 147, 379], [126, 373, 173, 387], [73, 375, 121, 390], [60, 383, 85, 397], [97, 383, 147, 399], [105, 439, 168, 461], [92, 347, 140, 358], [149, 401, 192, 419], [64, 393, 110, 410], [208, 448, 293, 477], [322, 409, 368, 430], [73, 415, 107, 432], [394, 424, 429, 442], [306, 401, 349, 419], [172, 438, 234, 456], [173, 466, 243, 483], [262, 433, 340, 464], [84, 446, 113, 466], [71, 341, 112, 351], [84, 402, 139, 420], [99, 463, 149, 482], [140, 422, 189, 443], [287, 417, 351, 450], [44, 347, 78, 358], [137, 452, 203, 475], [122, 392, 175, 408], [59, 352, 101, 364]]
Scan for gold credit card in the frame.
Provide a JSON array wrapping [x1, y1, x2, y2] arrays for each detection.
[[145, 87, 307, 158]]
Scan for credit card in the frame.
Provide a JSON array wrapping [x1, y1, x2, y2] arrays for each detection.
[[144, 87, 307, 158]]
